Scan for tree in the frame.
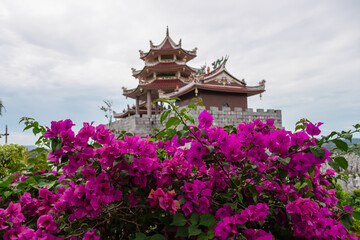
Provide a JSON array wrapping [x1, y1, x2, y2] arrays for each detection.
[[0, 99, 5, 116], [0, 99, 4, 116], [0, 144, 27, 179], [99, 99, 113, 127]]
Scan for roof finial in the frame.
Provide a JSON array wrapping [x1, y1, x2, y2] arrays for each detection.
[[166, 26, 169, 36]]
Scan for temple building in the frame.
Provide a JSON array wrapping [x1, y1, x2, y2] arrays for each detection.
[[111, 28, 282, 135]]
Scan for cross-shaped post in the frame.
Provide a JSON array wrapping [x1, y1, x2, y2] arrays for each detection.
[[4, 125, 9, 145]]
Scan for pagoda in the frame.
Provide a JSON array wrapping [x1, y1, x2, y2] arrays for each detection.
[[114, 28, 267, 119], [115, 27, 197, 118]]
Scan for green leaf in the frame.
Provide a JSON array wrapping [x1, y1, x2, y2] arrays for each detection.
[[184, 112, 195, 124], [308, 165, 315, 178], [310, 146, 325, 159], [156, 131, 166, 140], [249, 185, 258, 202], [150, 234, 167, 240], [341, 213, 352, 230], [171, 213, 187, 227], [93, 142, 102, 149], [332, 139, 349, 152], [179, 197, 186, 205], [170, 97, 181, 101], [352, 212, 360, 221], [279, 168, 288, 179], [134, 233, 146, 240], [33, 127, 41, 135], [294, 182, 301, 189], [166, 117, 181, 129], [334, 156, 348, 170], [199, 213, 216, 228], [279, 157, 291, 166], [305, 178, 313, 191], [329, 160, 340, 173], [24, 176, 38, 184], [197, 233, 209, 240], [175, 226, 188, 238], [4, 191, 12, 198], [190, 213, 199, 225], [160, 109, 171, 124], [188, 225, 202, 237], [51, 139, 63, 152]]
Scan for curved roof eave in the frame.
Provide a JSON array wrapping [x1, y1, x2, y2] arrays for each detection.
[[132, 62, 195, 77], [163, 83, 264, 99]]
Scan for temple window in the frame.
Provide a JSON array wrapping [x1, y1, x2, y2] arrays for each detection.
[[222, 102, 230, 108]]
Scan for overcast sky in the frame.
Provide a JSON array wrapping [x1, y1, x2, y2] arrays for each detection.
[[0, 0, 359, 145]]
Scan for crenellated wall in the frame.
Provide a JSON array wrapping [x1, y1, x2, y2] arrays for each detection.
[[109, 106, 282, 136]]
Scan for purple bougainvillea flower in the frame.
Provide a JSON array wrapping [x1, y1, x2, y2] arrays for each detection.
[[5, 202, 25, 225], [181, 200, 193, 216], [214, 216, 238, 240], [215, 205, 234, 220], [37, 214, 60, 233], [344, 205, 354, 212], [198, 110, 213, 129], [128, 192, 138, 207], [83, 229, 101, 240], [305, 122, 323, 136], [242, 229, 273, 240], [243, 203, 269, 224]]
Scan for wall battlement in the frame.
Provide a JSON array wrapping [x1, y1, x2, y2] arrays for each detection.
[[109, 107, 282, 137]]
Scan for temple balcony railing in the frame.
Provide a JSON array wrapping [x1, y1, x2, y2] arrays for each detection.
[[145, 60, 186, 66], [157, 76, 177, 80]]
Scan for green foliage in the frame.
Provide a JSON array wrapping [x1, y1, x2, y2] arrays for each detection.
[[0, 144, 27, 179], [19, 117, 48, 146], [154, 97, 202, 140]]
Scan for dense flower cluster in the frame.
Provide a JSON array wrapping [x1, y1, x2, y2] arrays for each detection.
[[0, 109, 358, 239]]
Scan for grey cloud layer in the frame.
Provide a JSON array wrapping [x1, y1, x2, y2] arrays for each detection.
[[0, 0, 359, 144]]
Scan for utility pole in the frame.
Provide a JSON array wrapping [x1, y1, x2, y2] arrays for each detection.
[[4, 125, 9, 145]]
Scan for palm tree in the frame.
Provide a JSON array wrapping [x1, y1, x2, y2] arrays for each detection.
[[0, 99, 5, 116]]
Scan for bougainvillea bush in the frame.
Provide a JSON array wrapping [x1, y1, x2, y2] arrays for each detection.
[[1, 98, 360, 239]]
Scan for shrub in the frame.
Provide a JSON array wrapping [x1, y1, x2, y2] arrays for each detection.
[[0, 144, 28, 179], [0, 99, 359, 239]]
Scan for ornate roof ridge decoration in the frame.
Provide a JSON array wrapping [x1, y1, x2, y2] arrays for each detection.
[[139, 28, 197, 59], [189, 56, 246, 85], [150, 26, 180, 50]]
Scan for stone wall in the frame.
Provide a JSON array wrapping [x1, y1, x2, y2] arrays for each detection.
[[109, 107, 282, 136]]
